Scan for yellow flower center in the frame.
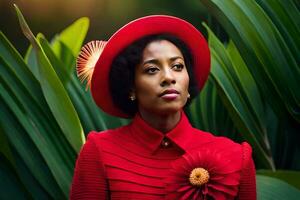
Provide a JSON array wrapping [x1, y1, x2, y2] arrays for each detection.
[[189, 168, 210, 186]]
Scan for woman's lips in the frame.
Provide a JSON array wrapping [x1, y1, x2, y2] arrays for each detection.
[[161, 93, 179, 100], [159, 89, 179, 100]]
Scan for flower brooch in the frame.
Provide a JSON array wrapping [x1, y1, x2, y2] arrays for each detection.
[[165, 148, 241, 200]]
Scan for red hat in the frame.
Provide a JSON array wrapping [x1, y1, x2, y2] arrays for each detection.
[[77, 15, 210, 118]]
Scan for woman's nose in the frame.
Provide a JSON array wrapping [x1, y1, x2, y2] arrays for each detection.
[[160, 69, 176, 87]]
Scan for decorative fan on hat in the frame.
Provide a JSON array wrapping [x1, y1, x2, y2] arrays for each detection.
[[76, 40, 107, 90]]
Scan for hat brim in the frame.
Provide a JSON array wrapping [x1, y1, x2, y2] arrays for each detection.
[[91, 15, 210, 118]]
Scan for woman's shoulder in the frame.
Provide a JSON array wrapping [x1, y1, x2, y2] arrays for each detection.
[[189, 127, 252, 158], [186, 128, 254, 176], [83, 125, 133, 150], [87, 125, 130, 140], [190, 127, 235, 145]]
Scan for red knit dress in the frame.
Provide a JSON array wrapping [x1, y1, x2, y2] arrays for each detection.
[[70, 112, 256, 199]]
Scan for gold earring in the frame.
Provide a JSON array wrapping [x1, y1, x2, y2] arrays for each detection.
[[129, 95, 136, 101]]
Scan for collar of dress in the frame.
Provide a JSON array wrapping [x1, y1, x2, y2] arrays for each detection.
[[129, 110, 193, 153]]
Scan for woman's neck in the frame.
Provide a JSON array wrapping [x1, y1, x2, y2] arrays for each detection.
[[138, 109, 181, 133]]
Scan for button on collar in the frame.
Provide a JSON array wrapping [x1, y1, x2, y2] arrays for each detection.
[[161, 137, 171, 148]]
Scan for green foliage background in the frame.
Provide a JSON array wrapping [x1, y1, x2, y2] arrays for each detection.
[[0, 0, 299, 199]]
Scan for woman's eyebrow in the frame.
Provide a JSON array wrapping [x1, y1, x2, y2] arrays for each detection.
[[170, 56, 184, 61], [143, 59, 159, 65], [143, 56, 184, 65]]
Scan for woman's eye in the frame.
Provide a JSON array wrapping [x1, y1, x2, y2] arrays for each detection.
[[145, 67, 159, 74], [173, 64, 184, 71]]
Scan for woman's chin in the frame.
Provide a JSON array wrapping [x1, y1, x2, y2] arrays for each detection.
[[138, 101, 186, 116], [154, 105, 183, 116]]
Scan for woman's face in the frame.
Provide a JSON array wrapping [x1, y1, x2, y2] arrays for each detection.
[[134, 40, 190, 115]]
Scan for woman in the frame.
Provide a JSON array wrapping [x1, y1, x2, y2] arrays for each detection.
[[70, 15, 256, 200]]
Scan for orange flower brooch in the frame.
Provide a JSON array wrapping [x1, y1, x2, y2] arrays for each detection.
[[165, 148, 242, 200]]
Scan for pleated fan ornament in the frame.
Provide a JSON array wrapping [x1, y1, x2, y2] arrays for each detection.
[[76, 40, 107, 90]]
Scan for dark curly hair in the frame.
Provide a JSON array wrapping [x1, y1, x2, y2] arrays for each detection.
[[109, 34, 198, 117]]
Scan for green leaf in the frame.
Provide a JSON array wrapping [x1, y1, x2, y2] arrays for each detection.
[[0, 32, 75, 195], [24, 34, 71, 84], [38, 34, 70, 84], [257, 175, 300, 200], [47, 13, 129, 132], [14, 4, 85, 153], [256, 0, 300, 64], [0, 79, 65, 198], [1, 45, 78, 196], [226, 40, 266, 128], [0, 123, 16, 170], [201, 0, 300, 122], [52, 17, 89, 57], [51, 41, 76, 80], [23, 22, 127, 134], [51, 17, 89, 77], [23, 44, 39, 82], [0, 156, 30, 200], [186, 78, 237, 139], [257, 170, 300, 190], [203, 22, 274, 169], [0, 32, 45, 109]]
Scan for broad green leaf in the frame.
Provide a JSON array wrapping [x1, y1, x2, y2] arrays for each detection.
[[1, 41, 79, 195], [257, 170, 300, 190], [51, 17, 89, 78], [0, 35, 72, 176], [51, 41, 75, 80], [0, 156, 30, 200], [23, 35, 100, 132], [66, 75, 104, 132], [204, 23, 274, 169], [201, 0, 300, 122], [40, 34, 118, 132], [24, 45, 39, 80], [23, 28, 126, 134], [256, 0, 300, 65], [52, 17, 89, 57], [257, 175, 300, 200], [15, 4, 85, 153], [48, 15, 128, 132], [0, 83, 70, 198], [47, 16, 128, 131], [0, 123, 16, 170], [0, 81, 65, 198], [45, 17, 128, 132], [187, 78, 237, 140], [0, 32, 45, 110], [25, 34, 70, 85], [226, 40, 266, 129]]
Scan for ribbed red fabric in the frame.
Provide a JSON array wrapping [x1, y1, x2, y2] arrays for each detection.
[[237, 143, 257, 199], [70, 112, 256, 199]]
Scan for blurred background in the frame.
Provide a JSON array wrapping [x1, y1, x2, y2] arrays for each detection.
[[1, 0, 224, 54]]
